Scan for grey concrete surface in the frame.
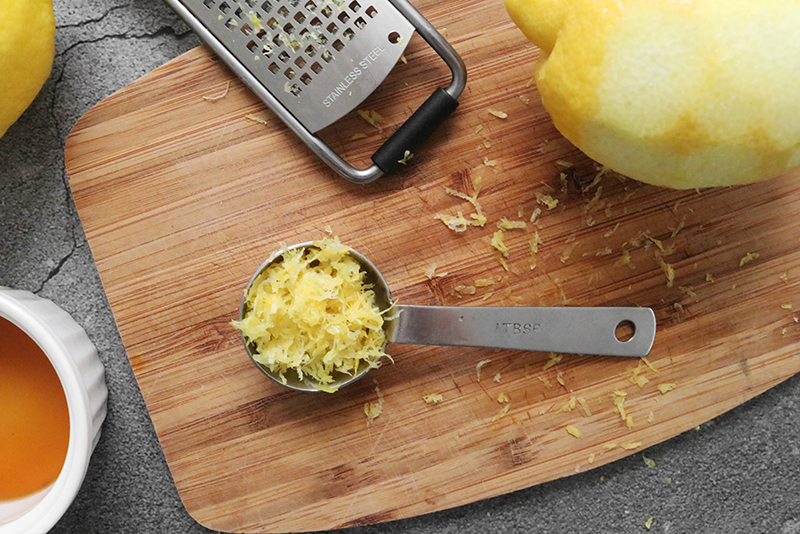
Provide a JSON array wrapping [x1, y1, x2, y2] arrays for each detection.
[[1, 1, 799, 533]]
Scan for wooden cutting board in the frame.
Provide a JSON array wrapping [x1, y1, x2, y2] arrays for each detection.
[[65, 0, 800, 531]]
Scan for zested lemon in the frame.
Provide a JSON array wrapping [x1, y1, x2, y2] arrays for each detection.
[[0, 0, 55, 138], [505, 0, 800, 189]]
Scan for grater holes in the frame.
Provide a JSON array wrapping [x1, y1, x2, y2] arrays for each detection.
[[326, 22, 338, 34], [321, 5, 332, 17], [321, 49, 334, 62], [331, 39, 344, 51], [304, 0, 317, 10], [365, 5, 377, 17], [294, 56, 306, 68], [289, 0, 301, 6], [284, 67, 296, 79], [300, 72, 312, 85], [224, 17, 238, 29], [260, 0, 272, 12], [241, 23, 253, 35], [337, 11, 349, 24], [219, 1, 231, 13], [283, 22, 295, 33], [262, 43, 274, 56], [245, 0, 258, 6], [387, 31, 401, 43], [294, 11, 306, 23], [288, 83, 302, 96], [268, 62, 281, 74], [278, 50, 291, 62], [309, 16, 322, 27], [247, 39, 259, 52], [256, 27, 267, 39], [342, 27, 354, 40], [234, 6, 244, 18], [316, 33, 328, 45], [304, 44, 316, 57], [277, 5, 290, 17], [203, 0, 215, 8], [310, 61, 323, 73], [354, 16, 366, 29], [349, 1, 360, 11], [267, 17, 280, 29]]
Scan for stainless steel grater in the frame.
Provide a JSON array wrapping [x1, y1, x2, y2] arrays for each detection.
[[165, 0, 466, 183]]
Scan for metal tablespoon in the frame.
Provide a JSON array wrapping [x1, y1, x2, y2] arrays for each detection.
[[238, 242, 657, 392]]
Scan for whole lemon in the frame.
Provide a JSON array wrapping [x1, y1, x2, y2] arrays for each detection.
[[506, 0, 800, 189], [0, 0, 55, 139]]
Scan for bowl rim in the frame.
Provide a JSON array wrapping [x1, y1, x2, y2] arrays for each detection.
[[0, 291, 93, 534]]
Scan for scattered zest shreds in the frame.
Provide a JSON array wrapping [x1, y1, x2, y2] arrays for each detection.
[[245, 113, 269, 125], [612, 390, 628, 421], [620, 442, 642, 450], [365, 384, 384, 423], [657, 255, 675, 287], [490, 230, 510, 257], [357, 109, 384, 130], [645, 518, 654, 530], [739, 252, 760, 267], [202, 80, 230, 101], [364, 400, 383, 422], [643, 455, 656, 468], [488, 108, 508, 119], [497, 218, 527, 230], [497, 392, 510, 404], [398, 150, 414, 165], [577, 396, 592, 417], [657, 383, 677, 394], [454, 284, 477, 296], [642, 357, 659, 374], [423, 393, 444, 404], [435, 212, 482, 233], [535, 192, 559, 210], [492, 403, 511, 421], [566, 425, 583, 438], [543, 352, 562, 371]]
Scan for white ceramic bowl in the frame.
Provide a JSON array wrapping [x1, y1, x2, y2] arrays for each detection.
[[0, 288, 108, 534]]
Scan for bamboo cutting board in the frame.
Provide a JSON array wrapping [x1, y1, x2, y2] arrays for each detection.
[[65, 0, 800, 531]]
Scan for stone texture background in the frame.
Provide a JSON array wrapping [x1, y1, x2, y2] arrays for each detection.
[[1, 1, 799, 532]]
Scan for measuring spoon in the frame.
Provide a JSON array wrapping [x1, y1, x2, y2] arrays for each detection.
[[238, 242, 657, 392]]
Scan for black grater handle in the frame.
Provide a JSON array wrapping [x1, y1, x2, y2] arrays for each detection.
[[371, 87, 460, 175]]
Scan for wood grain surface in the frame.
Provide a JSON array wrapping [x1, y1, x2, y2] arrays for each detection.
[[65, 0, 800, 531]]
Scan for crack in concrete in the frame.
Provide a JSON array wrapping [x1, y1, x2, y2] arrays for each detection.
[[57, 2, 132, 30], [56, 23, 195, 61], [32, 229, 78, 294]]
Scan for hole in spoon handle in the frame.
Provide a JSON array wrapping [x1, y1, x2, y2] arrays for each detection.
[[390, 306, 656, 357]]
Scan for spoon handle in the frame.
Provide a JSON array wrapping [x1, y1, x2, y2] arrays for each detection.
[[388, 306, 656, 357]]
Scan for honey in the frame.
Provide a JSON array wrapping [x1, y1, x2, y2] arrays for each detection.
[[0, 317, 70, 501]]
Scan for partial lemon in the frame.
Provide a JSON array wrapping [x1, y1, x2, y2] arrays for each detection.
[[0, 0, 55, 138], [506, 0, 800, 189]]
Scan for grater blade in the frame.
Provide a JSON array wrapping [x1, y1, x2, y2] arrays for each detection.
[[176, 0, 414, 133], [165, 0, 466, 183]]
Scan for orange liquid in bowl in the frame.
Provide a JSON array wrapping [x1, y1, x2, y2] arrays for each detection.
[[0, 317, 70, 501]]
